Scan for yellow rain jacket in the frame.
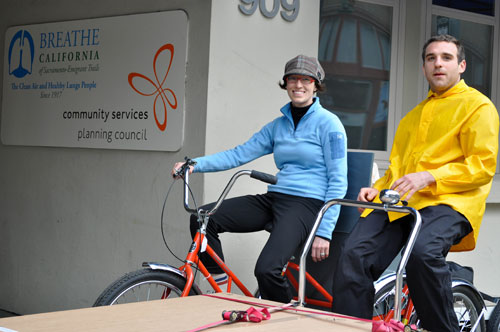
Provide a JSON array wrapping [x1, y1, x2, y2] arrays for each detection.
[[363, 80, 499, 251]]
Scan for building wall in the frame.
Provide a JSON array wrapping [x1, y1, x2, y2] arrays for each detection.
[[0, 0, 212, 314], [0, 0, 323, 314], [0, 0, 499, 317]]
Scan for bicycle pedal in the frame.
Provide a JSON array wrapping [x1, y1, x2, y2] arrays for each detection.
[[214, 274, 228, 285], [216, 279, 228, 286]]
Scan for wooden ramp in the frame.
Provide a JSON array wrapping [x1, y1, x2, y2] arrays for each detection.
[[0, 293, 371, 331]]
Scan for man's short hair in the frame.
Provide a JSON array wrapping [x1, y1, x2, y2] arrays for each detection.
[[421, 34, 465, 63]]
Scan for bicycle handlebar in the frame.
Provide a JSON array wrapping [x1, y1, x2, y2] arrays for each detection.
[[172, 157, 197, 178], [176, 159, 277, 216], [250, 170, 278, 185], [296, 190, 421, 322]]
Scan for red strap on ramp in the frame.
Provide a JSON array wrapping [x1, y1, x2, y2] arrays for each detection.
[[186, 306, 271, 331], [188, 294, 418, 332], [222, 306, 271, 323], [372, 319, 420, 332], [372, 319, 405, 332]]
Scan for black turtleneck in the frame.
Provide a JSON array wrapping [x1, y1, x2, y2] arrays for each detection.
[[291, 103, 312, 129]]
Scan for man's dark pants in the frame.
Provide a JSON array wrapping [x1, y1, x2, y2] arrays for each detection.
[[331, 205, 472, 332]]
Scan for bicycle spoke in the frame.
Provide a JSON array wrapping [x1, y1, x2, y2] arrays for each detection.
[[109, 279, 183, 304], [162, 287, 172, 299]]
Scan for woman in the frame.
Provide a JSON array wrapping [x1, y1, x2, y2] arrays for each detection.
[[172, 55, 347, 303]]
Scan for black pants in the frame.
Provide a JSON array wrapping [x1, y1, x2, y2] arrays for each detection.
[[331, 205, 472, 332], [288, 231, 348, 309], [190, 192, 323, 303]]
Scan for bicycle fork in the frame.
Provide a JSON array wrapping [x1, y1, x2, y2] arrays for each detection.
[[182, 224, 209, 296], [181, 215, 227, 295]]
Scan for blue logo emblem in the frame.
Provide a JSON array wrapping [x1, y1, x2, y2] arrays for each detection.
[[8, 30, 35, 78]]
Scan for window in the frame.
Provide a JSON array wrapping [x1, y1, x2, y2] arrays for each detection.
[[318, 0, 399, 151], [317, 0, 498, 175], [429, 5, 495, 98], [433, 0, 495, 16]]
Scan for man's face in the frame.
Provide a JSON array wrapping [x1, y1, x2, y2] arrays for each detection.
[[423, 41, 466, 95]]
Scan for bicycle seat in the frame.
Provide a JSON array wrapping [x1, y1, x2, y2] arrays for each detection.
[[448, 261, 473, 283]]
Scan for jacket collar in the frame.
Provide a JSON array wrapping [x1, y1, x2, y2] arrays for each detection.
[[280, 97, 320, 121], [427, 79, 468, 99]]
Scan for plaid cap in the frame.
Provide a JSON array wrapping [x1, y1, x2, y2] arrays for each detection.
[[283, 55, 325, 83]]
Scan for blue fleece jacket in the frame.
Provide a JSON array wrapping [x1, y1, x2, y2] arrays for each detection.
[[193, 98, 348, 239]]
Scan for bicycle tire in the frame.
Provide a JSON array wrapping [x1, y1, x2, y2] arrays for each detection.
[[373, 281, 486, 331], [93, 269, 200, 306], [452, 285, 486, 332], [487, 301, 500, 332], [373, 277, 419, 325]]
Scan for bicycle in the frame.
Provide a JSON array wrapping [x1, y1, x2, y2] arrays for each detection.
[[93, 159, 342, 307], [318, 195, 486, 331], [93, 157, 368, 308], [488, 299, 500, 332], [93, 161, 275, 305], [93, 160, 485, 331], [373, 270, 486, 331]]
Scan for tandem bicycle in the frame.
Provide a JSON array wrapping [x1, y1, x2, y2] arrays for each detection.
[[93, 159, 486, 331]]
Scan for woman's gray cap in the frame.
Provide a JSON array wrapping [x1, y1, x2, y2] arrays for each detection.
[[283, 55, 325, 83]]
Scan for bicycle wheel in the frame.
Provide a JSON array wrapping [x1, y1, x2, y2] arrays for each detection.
[[93, 269, 200, 306], [373, 278, 419, 325], [487, 302, 500, 332], [373, 281, 486, 331], [451, 285, 485, 332]]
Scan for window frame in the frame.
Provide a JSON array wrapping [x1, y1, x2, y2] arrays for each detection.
[[422, 0, 498, 103], [319, 0, 405, 168]]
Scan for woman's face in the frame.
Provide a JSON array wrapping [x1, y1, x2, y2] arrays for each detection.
[[285, 75, 317, 107]]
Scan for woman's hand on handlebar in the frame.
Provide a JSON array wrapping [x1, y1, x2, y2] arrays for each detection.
[[171, 162, 194, 179], [357, 187, 379, 213], [311, 237, 330, 262]]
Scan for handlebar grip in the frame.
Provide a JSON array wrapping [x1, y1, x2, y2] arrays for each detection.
[[173, 158, 196, 178], [250, 170, 277, 185]]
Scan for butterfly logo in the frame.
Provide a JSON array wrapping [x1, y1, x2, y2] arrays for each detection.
[[128, 44, 177, 131]]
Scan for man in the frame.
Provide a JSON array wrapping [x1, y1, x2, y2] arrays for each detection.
[[331, 34, 499, 332]]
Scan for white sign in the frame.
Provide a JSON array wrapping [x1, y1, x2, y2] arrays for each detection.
[[2, 11, 187, 151]]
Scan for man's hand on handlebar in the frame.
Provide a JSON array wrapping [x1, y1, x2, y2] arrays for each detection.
[[311, 237, 330, 262], [357, 187, 379, 213], [390, 171, 435, 201], [356, 171, 436, 212], [171, 161, 194, 179]]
